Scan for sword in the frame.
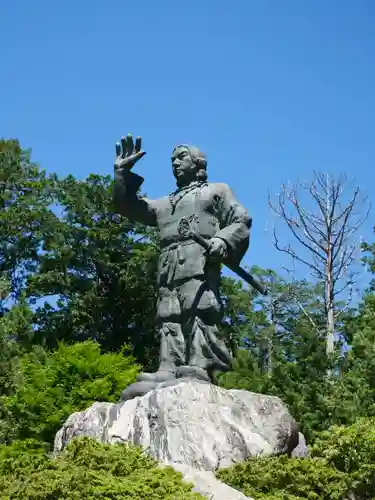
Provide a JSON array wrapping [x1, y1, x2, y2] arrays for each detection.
[[178, 217, 268, 295]]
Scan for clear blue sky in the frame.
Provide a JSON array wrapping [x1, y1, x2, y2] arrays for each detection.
[[1, 1, 375, 288]]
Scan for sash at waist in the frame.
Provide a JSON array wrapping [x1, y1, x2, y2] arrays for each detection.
[[160, 238, 198, 252], [158, 238, 207, 286]]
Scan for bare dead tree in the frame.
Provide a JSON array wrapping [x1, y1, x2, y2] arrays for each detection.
[[269, 172, 370, 356]]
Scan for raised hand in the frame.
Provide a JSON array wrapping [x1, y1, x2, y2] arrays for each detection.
[[114, 134, 146, 175]]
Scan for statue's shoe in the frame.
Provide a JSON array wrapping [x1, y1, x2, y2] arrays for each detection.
[[136, 370, 176, 383], [176, 365, 211, 382], [120, 368, 210, 402], [119, 380, 158, 402]]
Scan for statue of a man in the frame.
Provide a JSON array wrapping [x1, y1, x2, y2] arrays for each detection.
[[114, 134, 251, 386]]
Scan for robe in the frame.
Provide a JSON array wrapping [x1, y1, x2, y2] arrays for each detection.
[[114, 170, 252, 373]]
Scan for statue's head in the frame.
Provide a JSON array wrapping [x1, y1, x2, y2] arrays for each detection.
[[171, 145, 207, 188]]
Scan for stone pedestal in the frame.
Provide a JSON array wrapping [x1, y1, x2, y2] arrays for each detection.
[[55, 379, 304, 499]]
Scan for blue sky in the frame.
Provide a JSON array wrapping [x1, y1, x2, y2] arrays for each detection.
[[1, 0, 375, 292]]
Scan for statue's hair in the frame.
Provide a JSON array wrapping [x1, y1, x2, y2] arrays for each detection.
[[172, 144, 208, 183]]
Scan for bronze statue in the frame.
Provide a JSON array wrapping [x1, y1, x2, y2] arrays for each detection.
[[113, 134, 255, 400]]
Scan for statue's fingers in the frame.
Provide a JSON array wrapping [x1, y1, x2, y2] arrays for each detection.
[[135, 136, 142, 153], [134, 151, 146, 162], [120, 137, 127, 157], [115, 142, 121, 158], [126, 134, 134, 154]]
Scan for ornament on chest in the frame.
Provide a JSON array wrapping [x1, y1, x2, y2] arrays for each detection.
[[158, 184, 219, 241], [168, 185, 200, 213]]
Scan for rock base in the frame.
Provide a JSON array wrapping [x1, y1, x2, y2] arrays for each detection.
[[55, 379, 304, 499]]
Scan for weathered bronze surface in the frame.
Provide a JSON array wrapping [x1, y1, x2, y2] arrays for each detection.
[[113, 135, 253, 400]]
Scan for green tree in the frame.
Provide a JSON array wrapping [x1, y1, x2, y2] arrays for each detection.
[[29, 174, 160, 369], [0, 139, 57, 309], [0, 299, 34, 397], [327, 293, 375, 426], [0, 341, 140, 445], [220, 269, 337, 440], [0, 139, 59, 398], [325, 230, 375, 426]]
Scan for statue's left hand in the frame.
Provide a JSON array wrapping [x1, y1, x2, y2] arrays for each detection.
[[207, 238, 228, 262]]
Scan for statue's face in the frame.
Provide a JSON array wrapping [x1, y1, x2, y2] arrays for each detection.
[[171, 146, 196, 186]]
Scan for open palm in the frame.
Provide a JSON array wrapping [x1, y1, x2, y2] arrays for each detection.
[[114, 134, 146, 177]]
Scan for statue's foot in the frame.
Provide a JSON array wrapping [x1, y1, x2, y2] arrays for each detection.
[[119, 380, 158, 402], [176, 365, 211, 382], [136, 370, 176, 383], [120, 367, 210, 402]]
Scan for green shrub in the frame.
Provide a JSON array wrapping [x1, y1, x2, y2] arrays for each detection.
[[311, 417, 375, 498], [216, 455, 348, 499], [0, 341, 140, 445], [217, 418, 375, 499], [0, 437, 204, 499]]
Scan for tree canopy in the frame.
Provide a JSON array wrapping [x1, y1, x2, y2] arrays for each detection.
[[1, 138, 375, 498]]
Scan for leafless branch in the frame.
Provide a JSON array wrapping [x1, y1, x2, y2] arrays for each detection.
[[269, 172, 370, 354]]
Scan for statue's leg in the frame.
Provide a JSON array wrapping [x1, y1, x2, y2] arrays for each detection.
[[137, 322, 185, 382], [189, 318, 232, 372], [175, 278, 232, 382], [137, 286, 185, 383]]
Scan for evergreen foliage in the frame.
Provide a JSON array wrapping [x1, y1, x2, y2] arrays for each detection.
[[0, 341, 140, 445], [0, 437, 204, 499], [1, 138, 375, 498], [217, 455, 348, 499], [218, 418, 375, 499]]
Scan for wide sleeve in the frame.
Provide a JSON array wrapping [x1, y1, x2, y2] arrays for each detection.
[[213, 183, 252, 266], [113, 170, 158, 227]]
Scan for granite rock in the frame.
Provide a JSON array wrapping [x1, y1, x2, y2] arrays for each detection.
[[55, 379, 301, 499], [55, 379, 299, 468]]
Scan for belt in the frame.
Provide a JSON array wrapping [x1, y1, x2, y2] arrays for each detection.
[[160, 238, 197, 252], [159, 238, 202, 286]]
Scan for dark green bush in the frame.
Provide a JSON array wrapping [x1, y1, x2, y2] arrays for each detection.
[[218, 418, 375, 499], [217, 454, 348, 500], [311, 417, 375, 498], [0, 437, 204, 499], [0, 341, 140, 445]]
